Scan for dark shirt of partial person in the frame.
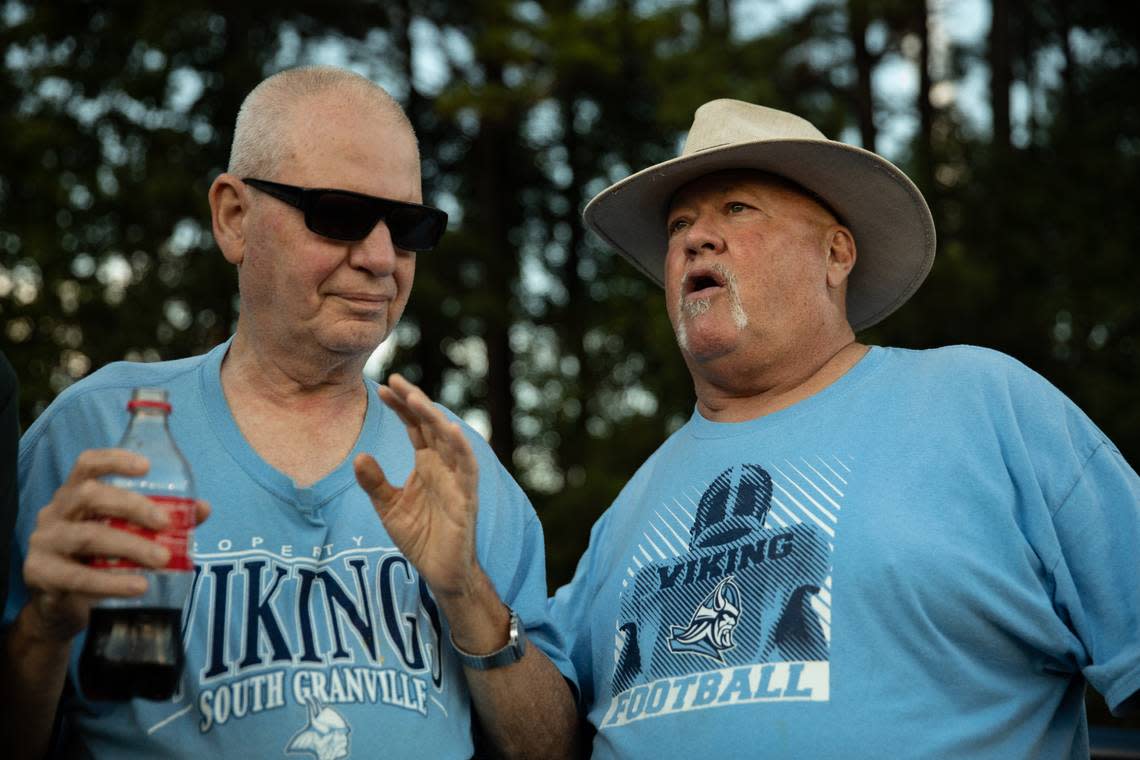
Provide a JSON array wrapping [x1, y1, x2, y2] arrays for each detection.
[[0, 350, 19, 616]]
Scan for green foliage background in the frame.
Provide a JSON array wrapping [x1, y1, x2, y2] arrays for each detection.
[[2, 0, 1137, 727]]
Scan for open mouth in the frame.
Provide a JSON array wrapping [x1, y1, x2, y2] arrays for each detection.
[[683, 267, 727, 299]]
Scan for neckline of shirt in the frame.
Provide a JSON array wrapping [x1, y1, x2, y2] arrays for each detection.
[[684, 345, 888, 440], [197, 337, 383, 511]]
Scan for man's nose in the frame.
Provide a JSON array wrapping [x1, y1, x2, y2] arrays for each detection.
[[682, 216, 726, 257], [348, 220, 401, 274]]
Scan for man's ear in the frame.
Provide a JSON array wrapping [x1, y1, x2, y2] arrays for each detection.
[[209, 174, 248, 266], [825, 225, 857, 289]]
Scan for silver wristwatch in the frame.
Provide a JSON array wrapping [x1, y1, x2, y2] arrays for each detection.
[[450, 606, 527, 671]]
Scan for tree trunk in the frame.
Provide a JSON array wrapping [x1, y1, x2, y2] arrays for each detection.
[[914, 0, 935, 193], [555, 92, 593, 481], [847, 0, 877, 152], [1054, 0, 1078, 123], [989, 0, 1012, 151], [475, 62, 518, 465], [697, 0, 730, 41], [389, 0, 447, 397]]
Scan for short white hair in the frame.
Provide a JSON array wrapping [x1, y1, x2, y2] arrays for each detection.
[[227, 66, 416, 179]]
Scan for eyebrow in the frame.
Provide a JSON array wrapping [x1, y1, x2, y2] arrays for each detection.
[[672, 174, 848, 227], [667, 190, 773, 220]]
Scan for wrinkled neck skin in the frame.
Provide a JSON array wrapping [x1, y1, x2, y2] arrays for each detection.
[[689, 330, 868, 424], [221, 319, 370, 417]]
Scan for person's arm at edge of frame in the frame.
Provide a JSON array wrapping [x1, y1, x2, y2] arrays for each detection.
[[0, 602, 74, 759], [0, 353, 57, 758], [353, 374, 581, 758]]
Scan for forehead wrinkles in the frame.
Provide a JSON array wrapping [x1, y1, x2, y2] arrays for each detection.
[[280, 96, 422, 199], [667, 170, 837, 229], [668, 175, 775, 218], [287, 102, 404, 160]]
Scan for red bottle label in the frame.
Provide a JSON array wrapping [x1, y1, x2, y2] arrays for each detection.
[[91, 495, 195, 571]]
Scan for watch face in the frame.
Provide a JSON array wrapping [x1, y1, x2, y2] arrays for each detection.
[[451, 607, 525, 670], [509, 609, 526, 656]]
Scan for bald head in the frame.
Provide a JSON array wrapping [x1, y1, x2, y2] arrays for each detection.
[[228, 66, 417, 179]]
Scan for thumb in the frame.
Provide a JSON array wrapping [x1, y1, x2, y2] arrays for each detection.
[[193, 499, 212, 526], [354, 454, 400, 516]]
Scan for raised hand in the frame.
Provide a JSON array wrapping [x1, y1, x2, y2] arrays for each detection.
[[352, 376, 581, 759], [22, 449, 211, 643], [353, 373, 482, 601]]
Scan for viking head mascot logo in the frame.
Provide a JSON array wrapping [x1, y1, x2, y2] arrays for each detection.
[[668, 575, 743, 662], [286, 698, 351, 760]]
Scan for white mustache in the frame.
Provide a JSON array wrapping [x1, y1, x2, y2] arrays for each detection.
[[680, 263, 747, 324], [675, 261, 749, 352]]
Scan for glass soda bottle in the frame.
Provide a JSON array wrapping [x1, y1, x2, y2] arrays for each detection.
[[78, 387, 196, 701]]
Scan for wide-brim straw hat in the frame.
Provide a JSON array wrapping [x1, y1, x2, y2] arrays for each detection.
[[582, 99, 936, 331]]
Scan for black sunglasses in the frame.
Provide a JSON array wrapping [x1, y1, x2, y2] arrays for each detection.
[[243, 178, 447, 251]]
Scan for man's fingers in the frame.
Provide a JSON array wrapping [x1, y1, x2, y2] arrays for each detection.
[[378, 383, 419, 427], [385, 372, 416, 398], [444, 422, 479, 487], [425, 417, 471, 474], [381, 380, 453, 463], [194, 499, 211, 526], [32, 520, 171, 570], [386, 374, 469, 467], [378, 385, 426, 449], [388, 374, 443, 424], [18, 449, 206, 637], [64, 448, 149, 487], [24, 521, 169, 604], [54, 480, 168, 529], [26, 550, 149, 599], [354, 454, 400, 515]]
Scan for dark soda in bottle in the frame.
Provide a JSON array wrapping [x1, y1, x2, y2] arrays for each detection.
[[78, 387, 195, 701]]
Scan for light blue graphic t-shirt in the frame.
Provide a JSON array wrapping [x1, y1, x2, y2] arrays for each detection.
[[550, 345, 1140, 759], [8, 339, 573, 759]]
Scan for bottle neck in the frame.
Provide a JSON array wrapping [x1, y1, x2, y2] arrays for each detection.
[[122, 409, 174, 448], [130, 409, 170, 424], [112, 392, 194, 499]]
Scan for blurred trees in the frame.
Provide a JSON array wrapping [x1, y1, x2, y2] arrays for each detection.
[[2, 0, 1137, 608], [0, 0, 392, 414]]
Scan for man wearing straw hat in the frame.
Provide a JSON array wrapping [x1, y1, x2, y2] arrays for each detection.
[[550, 99, 1140, 758]]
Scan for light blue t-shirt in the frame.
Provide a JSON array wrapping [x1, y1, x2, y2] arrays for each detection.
[[550, 345, 1140, 759], [7, 339, 573, 759]]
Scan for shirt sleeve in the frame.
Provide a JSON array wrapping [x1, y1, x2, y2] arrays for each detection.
[[548, 508, 616, 710], [0, 352, 18, 619], [470, 447, 577, 692], [1048, 441, 1140, 715]]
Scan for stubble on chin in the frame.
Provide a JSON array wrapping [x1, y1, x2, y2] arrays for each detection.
[[674, 262, 749, 353]]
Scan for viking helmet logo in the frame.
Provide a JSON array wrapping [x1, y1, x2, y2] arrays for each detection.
[[668, 575, 743, 662], [286, 697, 352, 759]]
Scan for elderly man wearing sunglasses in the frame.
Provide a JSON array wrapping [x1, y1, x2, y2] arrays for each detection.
[[4, 67, 578, 759]]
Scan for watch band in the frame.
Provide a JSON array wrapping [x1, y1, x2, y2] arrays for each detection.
[[450, 606, 527, 671]]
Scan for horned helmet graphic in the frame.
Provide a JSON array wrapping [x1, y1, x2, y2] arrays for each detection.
[[286, 697, 352, 760], [668, 575, 743, 662], [690, 465, 773, 549]]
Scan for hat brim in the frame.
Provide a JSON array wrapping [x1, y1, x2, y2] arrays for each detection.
[[583, 139, 936, 331]]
